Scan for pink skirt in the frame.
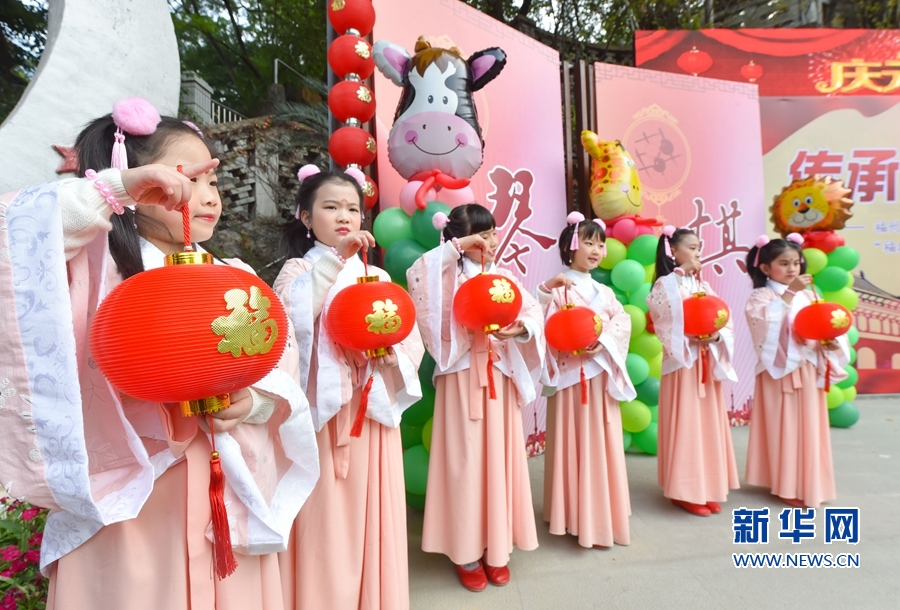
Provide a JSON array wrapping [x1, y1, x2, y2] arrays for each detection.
[[745, 363, 836, 508], [658, 361, 739, 504], [543, 375, 631, 547], [47, 435, 284, 610], [279, 391, 408, 610], [422, 369, 538, 567]]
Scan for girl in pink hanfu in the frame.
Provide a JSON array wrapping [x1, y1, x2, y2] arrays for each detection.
[[647, 226, 740, 517], [406, 204, 544, 592], [273, 166, 424, 610], [537, 213, 635, 549], [0, 102, 319, 610], [744, 234, 849, 509]]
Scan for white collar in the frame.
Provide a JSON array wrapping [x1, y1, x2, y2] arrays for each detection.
[[565, 268, 592, 282], [461, 254, 496, 278], [306, 240, 365, 272], [766, 278, 788, 295]]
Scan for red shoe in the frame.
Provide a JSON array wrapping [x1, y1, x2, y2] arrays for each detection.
[[780, 497, 806, 508], [672, 499, 711, 516], [483, 562, 510, 586], [706, 501, 722, 514], [455, 562, 487, 592]]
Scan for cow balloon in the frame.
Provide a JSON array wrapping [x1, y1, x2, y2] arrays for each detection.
[[374, 36, 506, 214]]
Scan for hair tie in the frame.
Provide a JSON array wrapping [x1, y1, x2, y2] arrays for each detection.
[[753, 234, 771, 266], [344, 167, 368, 189], [182, 120, 204, 139], [786, 232, 804, 245], [567, 212, 585, 251], [297, 164, 321, 182], [661, 224, 676, 257]]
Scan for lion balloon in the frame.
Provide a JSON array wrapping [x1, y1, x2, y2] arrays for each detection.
[[771, 175, 854, 238], [582, 130, 643, 221]]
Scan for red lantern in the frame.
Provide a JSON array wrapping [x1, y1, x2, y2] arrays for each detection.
[[329, 126, 377, 168], [90, 252, 288, 414], [677, 46, 713, 76], [546, 305, 602, 354], [794, 300, 852, 342], [328, 35, 375, 79], [328, 80, 376, 124], [362, 176, 379, 210], [740, 60, 764, 82], [682, 292, 730, 338], [327, 0, 376, 36], [453, 274, 523, 334], [325, 269, 416, 436]]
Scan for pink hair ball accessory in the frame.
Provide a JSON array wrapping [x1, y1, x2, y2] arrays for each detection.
[[566, 212, 585, 225], [343, 167, 367, 189], [755, 235, 771, 248], [786, 232, 804, 244], [432, 211, 449, 230], [297, 164, 321, 182], [593, 218, 606, 230], [662, 224, 676, 238], [112, 98, 160, 135]]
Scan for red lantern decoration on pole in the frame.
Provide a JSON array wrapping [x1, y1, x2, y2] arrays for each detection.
[[677, 46, 713, 76], [89, 206, 288, 580], [545, 299, 603, 404], [682, 291, 730, 384], [327, 34, 375, 80], [329, 126, 377, 167], [328, 80, 376, 124], [740, 60, 764, 83], [362, 176, 379, 210], [794, 298, 852, 392], [325, 252, 416, 437], [327, 0, 376, 37]]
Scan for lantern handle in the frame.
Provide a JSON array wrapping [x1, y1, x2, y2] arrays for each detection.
[[176, 165, 194, 252], [362, 247, 368, 276], [480, 247, 485, 273]]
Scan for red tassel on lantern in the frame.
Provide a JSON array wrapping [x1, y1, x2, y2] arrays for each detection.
[[351, 370, 376, 437], [328, 80, 376, 124], [208, 415, 238, 579], [486, 341, 497, 400], [824, 360, 832, 393], [329, 126, 377, 168], [327, 34, 375, 79], [327, 0, 376, 36], [682, 292, 730, 339], [580, 364, 588, 405]]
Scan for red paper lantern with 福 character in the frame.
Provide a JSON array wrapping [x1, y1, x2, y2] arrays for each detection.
[[682, 291, 730, 383], [453, 273, 522, 398], [794, 299, 852, 391], [546, 303, 603, 405], [89, 209, 289, 580], [325, 254, 416, 437]]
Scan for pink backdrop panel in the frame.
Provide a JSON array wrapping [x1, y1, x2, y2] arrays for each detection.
[[593, 64, 767, 422], [373, 0, 569, 453]]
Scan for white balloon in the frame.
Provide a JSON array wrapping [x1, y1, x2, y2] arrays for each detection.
[[0, 0, 180, 192]]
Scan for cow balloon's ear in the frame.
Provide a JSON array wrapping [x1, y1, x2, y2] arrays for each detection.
[[374, 40, 412, 86], [468, 48, 506, 91]]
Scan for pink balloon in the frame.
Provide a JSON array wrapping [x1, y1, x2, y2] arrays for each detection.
[[399, 181, 435, 216], [435, 185, 475, 208], [615, 218, 638, 245], [605, 225, 616, 240], [637, 225, 655, 236]]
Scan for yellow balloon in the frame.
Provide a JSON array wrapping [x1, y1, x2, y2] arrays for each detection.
[[582, 130, 643, 220], [644, 264, 655, 284], [422, 417, 433, 452], [842, 386, 857, 402], [647, 352, 663, 378]]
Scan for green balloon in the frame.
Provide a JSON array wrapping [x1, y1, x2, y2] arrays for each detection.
[[406, 491, 426, 510], [419, 351, 436, 386], [632, 422, 658, 455], [829, 401, 859, 428], [814, 266, 850, 292], [628, 283, 652, 313], [803, 248, 828, 276], [611, 259, 646, 293], [384, 239, 427, 284], [410, 201, 451, 249], [630, 332, 662, 360], [372, 207, 413, 249], [422, 417, 433, 452], [823, 287, 859, 311], [848, 325, 859, 346], [613, 287, 629, 306], [644, 264, 655, 284], [620, 399, 651, 433], [625, 353, 650, 386], [623, 304, 646, 337], [826, 386, 844, 410], [401, 423, 424, 450], [600, 238, 626, 270], [403, 384, 436, 427], [849, 347, 857, 366], [837, 365, 858, 389], [648, 404, 658, 423], [843, 386, 858, 402], [402, 444, 430, 495], [634, 376, 660, 406], [591, 267, 612, 286], [627, 235, 659, 266], [647, 352, 663, 378], [828, 246, 860, 271], [622, 430, 632, 451]]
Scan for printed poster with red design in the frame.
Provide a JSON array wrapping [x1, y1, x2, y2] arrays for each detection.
[[372, 0, 568, 453], [636, 29, 900, 393]]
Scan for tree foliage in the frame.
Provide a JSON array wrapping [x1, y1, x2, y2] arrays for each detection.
[[0, 0, 47, 122]]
